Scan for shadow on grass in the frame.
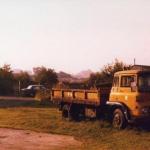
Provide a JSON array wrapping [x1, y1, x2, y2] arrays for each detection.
[[86, 116, 150, 132], [130, 120, 150, 132], [0, 99, 57, 108]]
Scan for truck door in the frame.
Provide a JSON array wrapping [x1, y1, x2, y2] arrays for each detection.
[[118, 75, 136, 109], [110, 75, 120, 101]]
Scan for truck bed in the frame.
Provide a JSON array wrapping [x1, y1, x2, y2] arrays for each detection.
[[52, 88, 110, 106]]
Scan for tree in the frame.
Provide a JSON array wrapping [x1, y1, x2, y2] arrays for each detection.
[[33, 67, 58, 89], [87, 59, 132, 88], [0, 64, 15, 95], [14, 71, 32, 89]]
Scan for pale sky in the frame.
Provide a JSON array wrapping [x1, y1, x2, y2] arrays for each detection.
[[0, 0, 150, 73]]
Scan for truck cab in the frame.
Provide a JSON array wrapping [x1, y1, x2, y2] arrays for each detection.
[[109, 70, 150, 122]]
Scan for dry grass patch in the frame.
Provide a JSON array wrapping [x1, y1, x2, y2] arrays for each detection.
[[0, 99, 150, 149]]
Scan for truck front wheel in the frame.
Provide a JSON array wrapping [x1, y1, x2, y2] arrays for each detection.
[[112, 109, 127, 129]]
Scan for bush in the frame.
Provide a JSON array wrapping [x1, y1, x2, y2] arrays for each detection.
[[35, 89, 51, 103]]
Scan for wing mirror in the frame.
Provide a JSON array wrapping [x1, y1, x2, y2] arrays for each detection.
[[131, 81, 137, 92]]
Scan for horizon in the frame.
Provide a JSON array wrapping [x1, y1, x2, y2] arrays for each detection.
[[11, 62, 148, 75], [12, 67, 94, 75], [0, 1, 150, 74]]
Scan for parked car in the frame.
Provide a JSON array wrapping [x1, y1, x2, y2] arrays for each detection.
[[21, 85, 46, 97]]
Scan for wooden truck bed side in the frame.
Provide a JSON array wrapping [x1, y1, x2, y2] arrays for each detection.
[[52, 88, 110, 106]]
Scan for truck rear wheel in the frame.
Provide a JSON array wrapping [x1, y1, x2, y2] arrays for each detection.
[[62, 104, 75, 121], [112, 109, 127, 129], [62, 105, 69, 119]]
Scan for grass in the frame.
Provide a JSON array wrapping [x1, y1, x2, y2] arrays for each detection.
[[0, 99, 150, 150]]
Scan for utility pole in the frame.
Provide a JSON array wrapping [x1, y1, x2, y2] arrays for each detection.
[[134, 58, 136, 65], [19, 80, 21, 96]]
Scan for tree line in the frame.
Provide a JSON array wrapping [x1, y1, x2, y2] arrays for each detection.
[[86, 59, 132, 89], [0, 65, 58, 95], [0, 59, 131, 95]]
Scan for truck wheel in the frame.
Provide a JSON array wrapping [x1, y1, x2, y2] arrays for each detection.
[[112, 109, 127, 129], [70, 109, 79, 121], [62, 105, 69, 119]]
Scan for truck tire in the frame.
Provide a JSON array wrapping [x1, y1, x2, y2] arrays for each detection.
[[62, 104, 81, 121], [68, 104, 79, 121], [62, 104, 74, 121], [70, 108, 79, 121], [62, 105, 69, 119], [112, 108, 127, 129]]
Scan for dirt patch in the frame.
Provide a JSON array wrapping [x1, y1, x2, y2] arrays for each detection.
[[0, 128, 82, 150]]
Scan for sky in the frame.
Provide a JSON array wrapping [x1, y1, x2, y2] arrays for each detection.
[[0, 0, 150, 74]]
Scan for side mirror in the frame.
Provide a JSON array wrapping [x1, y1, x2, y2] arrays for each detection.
[[131, 82, 137, 92]]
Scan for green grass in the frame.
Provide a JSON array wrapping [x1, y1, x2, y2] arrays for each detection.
[[0, 99, 150, 150]]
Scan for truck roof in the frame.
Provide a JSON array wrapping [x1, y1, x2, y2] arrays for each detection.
[[114, 70, 150, 75]]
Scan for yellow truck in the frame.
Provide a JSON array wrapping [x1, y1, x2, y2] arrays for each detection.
[[52, 69, 150, 129]]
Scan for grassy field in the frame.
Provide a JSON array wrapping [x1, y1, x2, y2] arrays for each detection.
[[0, 99, 150, 150]]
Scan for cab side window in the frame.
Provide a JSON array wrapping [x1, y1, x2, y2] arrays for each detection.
[[113, 76, 119, 87], [121, 76, 135, 87]]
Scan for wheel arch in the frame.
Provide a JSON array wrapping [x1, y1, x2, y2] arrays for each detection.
[[106, 101, 131, 122]]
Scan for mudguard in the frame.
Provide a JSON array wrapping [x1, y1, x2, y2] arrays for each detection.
[[106, 101, 131, 122]]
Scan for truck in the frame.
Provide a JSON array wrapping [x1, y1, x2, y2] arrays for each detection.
[[52, 69, 150, 129]]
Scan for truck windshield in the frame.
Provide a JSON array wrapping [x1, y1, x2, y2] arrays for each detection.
[[139, 74, 150, 92]]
